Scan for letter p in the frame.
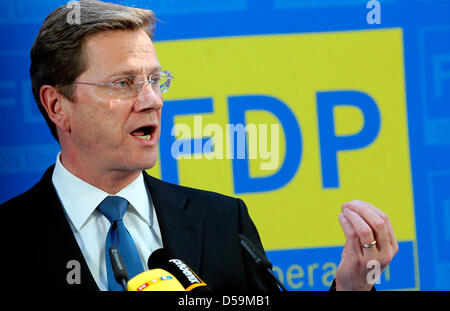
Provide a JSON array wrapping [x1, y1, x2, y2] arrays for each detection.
[[316, 90, 381, 188]]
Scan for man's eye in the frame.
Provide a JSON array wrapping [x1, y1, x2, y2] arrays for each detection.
[[113, 80, 131, 88], [150, 75, 161, 84]]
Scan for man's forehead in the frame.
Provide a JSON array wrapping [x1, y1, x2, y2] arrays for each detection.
[[83, 29, 159, 77], [84, 29, 155, 57], [86, 28, 153, 45]]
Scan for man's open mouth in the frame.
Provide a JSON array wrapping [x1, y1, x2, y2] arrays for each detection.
[[131, 125, 157, 141]]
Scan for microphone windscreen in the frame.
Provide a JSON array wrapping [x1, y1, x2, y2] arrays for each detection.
[[237, 234, 272, 269], [147, 248, 173, 268], [109, 246, 129, 282], [127, 269, 185, 291], [148, 249, 209, 291]]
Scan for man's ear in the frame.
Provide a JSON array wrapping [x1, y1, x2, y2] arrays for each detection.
[[39, 85, 70, 133]]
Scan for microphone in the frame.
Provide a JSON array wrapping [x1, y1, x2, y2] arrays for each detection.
[[237, 234, 287, 291], [147, 248, 210, 291], [127, 269, 185, 291], [109, 246, 185, 291], [109, 246, 129, 291]]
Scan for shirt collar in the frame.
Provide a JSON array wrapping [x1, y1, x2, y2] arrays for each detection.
[[52, 152, 152, 232]]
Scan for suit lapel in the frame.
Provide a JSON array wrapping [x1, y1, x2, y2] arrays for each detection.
[[30, 165, 99, 291], [143, 172, 204, 274]]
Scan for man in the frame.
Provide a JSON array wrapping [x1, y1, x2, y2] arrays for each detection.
[[0, 0, 398, 291]]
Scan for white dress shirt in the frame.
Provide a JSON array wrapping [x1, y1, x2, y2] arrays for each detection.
[[51, 153, 163, 291]]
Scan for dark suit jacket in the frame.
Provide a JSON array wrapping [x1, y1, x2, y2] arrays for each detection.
[[0, 165, 279, 291]]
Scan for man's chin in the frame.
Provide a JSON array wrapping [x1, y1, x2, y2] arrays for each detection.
[[134, 156, 158, 171], [112, 152, 158, 173]]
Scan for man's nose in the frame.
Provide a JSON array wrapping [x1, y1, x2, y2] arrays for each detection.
[[134, 82, 163, 112]]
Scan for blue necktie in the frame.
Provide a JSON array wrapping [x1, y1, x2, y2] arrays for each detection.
[[98, 196, 144, 291]]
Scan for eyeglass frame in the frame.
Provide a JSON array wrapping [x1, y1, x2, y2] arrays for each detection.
[[66, 70, 173, 98]]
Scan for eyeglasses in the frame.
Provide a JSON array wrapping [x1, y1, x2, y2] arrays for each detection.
[[70, 71, 173, 100]]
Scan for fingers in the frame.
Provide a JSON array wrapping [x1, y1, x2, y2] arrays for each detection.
[[343, 200, 398, 253], [364, 201, 398, 252], [342, 202, 389, 251], [338, 213, 363, 257], [338, 213, 355, 240], [341, 208, 376, 247]]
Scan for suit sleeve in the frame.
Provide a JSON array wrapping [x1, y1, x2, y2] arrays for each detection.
[[236, 198, 280, 291]]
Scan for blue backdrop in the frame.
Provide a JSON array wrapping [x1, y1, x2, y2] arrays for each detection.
[[0, 0, 449, 290]]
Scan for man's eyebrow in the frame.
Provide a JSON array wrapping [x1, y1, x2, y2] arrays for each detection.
[[108, 65, 163, 78]]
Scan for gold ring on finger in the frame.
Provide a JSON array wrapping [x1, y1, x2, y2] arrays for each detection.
[[362, 240, 377, 249]]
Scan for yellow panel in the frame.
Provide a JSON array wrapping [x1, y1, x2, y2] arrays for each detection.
[[153, 29, 416, 251]]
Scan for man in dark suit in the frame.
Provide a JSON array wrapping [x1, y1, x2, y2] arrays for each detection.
[[0, 0, 398, 291], [1, 164, 275, 291]]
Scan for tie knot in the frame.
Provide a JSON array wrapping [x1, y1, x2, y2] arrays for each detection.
[[98, 196, 129, 223]]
